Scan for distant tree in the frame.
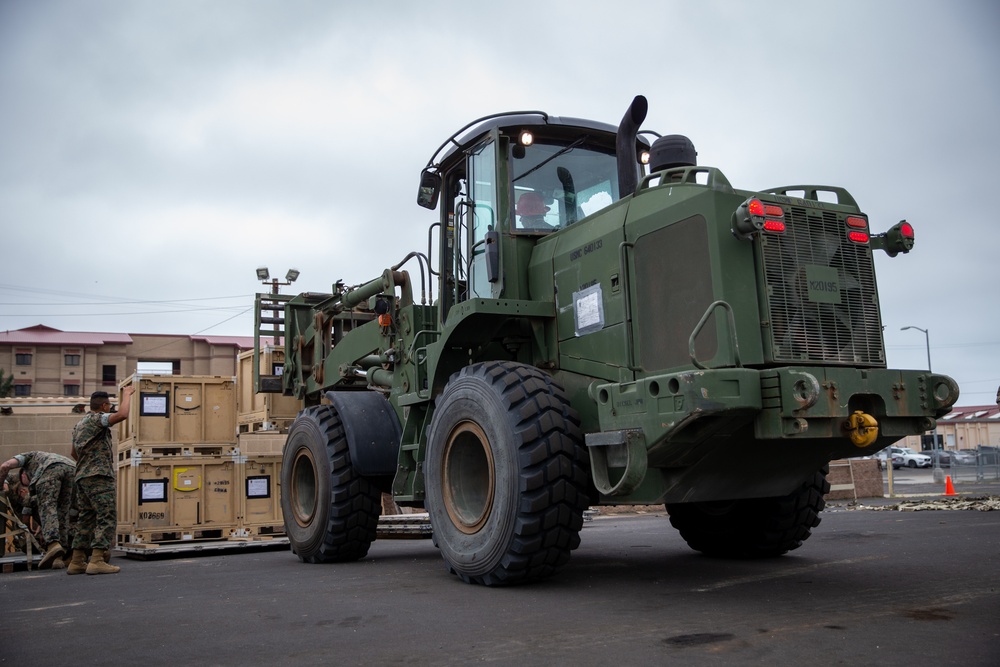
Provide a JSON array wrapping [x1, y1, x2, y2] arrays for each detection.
[[0, 368, 12, 398]]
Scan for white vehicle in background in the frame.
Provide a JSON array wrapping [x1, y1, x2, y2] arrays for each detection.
[[892, 447, 932, 469], [873, 446, 931, 470]]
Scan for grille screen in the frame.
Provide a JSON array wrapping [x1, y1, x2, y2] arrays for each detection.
[[760, 206, 885, 366], [634, 215, 716, 370]]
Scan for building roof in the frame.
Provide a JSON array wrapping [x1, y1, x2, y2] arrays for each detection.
[[191, 335, 262, 349], [940, 405, 1000, 421], [0, 326, 274, 352], [0, 324, 132, 346]]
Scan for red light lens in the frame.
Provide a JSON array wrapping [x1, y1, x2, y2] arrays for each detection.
[[846, 216, 867, 228], [763, 220, 785, 233], [748, 199, 765, 216], [764, 204, 784, 217], [900, 222, 914, 238], [848, 231, 869, 243]]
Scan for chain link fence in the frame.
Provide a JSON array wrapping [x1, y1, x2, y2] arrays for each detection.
[[937, 446, 1000, 483]]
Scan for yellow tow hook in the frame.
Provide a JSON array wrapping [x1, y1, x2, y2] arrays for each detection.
[[846, 410, 879, 447]]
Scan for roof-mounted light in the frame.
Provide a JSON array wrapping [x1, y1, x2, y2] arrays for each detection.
[[518, 130, 534, 147]]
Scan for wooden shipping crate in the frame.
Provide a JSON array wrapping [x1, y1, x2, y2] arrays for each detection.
[[237, 432, 287, 457], [116, 374, 238, 448], [236, 348, 302, 433], [238, 455, 284, 535], [116, 453, 239, 545]]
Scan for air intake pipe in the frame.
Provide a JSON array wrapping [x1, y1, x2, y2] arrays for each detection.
[[616, 95, 648, 197]]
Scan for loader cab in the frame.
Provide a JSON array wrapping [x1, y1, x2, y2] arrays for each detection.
[[418, 113, 643, 326]]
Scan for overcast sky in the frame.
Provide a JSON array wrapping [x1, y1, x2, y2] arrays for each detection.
[[1, 0, 997, 405]]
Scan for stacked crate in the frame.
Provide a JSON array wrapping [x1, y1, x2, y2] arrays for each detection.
[[234, 348, 301, 537], [236, 347, 302, 435], [115, 374, 285, 546]]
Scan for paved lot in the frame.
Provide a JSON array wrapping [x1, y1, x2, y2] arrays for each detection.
[[3, 503, 999, 666]]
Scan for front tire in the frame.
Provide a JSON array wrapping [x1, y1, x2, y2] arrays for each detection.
[[425, 362, 590, 585], [281, 405, 382, 563], [666, 467, 830, 558]]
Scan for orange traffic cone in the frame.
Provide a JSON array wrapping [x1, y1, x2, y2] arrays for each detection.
[[944, 475, 957, 497]]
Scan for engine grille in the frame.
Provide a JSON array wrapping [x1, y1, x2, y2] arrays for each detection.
[[760, 206, 885, 366]]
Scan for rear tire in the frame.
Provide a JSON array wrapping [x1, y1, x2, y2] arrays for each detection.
[[666, 466, 830, 558], [281, 405, 382, 563], [425, 361, 590, 585]]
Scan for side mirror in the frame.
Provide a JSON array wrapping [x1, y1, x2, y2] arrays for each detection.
[[417, 168, 442, 210]]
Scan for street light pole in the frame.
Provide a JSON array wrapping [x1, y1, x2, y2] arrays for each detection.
[[901, 325, 944, 483], [257, 267, 299, 347]]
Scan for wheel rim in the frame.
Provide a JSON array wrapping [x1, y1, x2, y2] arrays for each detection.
[[442, 420, 495, 535], [290, 446, 318, 527]]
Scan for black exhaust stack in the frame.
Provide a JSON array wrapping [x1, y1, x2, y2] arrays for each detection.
[[616, 95, 648, 197]]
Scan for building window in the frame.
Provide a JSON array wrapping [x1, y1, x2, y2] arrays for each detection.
[[102, 365, 117, 386], [65, 354, 81, 366], [14, 384, 30, 397], [137, 360, 179, 375], [15, 353, 32, 366], [64, 384, 80, 396]]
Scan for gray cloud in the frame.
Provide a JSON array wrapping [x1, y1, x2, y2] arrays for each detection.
[[1, 0, 997, 403]]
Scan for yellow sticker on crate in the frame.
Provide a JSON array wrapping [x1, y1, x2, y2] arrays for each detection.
[[173, 468, 201, 492]]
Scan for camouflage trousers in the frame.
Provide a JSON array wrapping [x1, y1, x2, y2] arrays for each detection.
[[33, 463, 75, 547], [72, 475, 116, 551]]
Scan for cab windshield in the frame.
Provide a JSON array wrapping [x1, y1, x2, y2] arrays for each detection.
[[510, 139, 620, 233]]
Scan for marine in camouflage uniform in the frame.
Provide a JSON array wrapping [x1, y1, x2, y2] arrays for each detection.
[[0, 451, 76, 566], [69, 386, 132, 575], [3, 471, 38, 553]]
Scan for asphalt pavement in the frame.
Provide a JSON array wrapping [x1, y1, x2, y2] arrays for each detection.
[[846, 464, 1000, 505], [2, 498, 999, 666]]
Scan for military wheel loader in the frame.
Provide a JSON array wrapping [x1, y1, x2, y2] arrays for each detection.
[[254, 95, 959, 586]]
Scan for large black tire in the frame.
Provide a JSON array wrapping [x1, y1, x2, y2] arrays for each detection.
[[281, 405, 382, 563], [666, 466, 830, 558], [425, 361, 590, 586]]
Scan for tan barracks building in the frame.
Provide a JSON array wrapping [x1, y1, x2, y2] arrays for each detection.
[[0, 324, 255, 398], [0, 325, 259, 462]]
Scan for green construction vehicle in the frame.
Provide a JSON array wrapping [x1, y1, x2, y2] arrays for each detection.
[[254, 95, 959, 586]]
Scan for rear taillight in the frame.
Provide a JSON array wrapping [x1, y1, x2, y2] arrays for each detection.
[[763, 203, 784, 233], [846, 215, 869, 244]]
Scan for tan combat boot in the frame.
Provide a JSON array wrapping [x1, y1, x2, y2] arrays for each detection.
[[39, 541, 65, 570], [85, 549, 120, 575], [66, 549, 88, 575], [51, 557, 66, 569]]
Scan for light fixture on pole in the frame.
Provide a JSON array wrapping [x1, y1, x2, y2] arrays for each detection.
[[901, 325, 944, 483], [256, 266, 300, 294]]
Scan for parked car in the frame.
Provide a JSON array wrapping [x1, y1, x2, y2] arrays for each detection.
[[977, 446, 1000, 465], [949, 450, 977, 466], [893, 447, 932, 469], [928, 450, 952, 466], [875, 446, 909, 470]]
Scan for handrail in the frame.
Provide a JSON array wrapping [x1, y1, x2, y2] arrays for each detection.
[[617, 241, 642, 371], [688, 300, 742, 369]]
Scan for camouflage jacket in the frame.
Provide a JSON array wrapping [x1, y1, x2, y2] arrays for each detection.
[[12, 451, 76, 487], [72, 412, 115, 480]]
